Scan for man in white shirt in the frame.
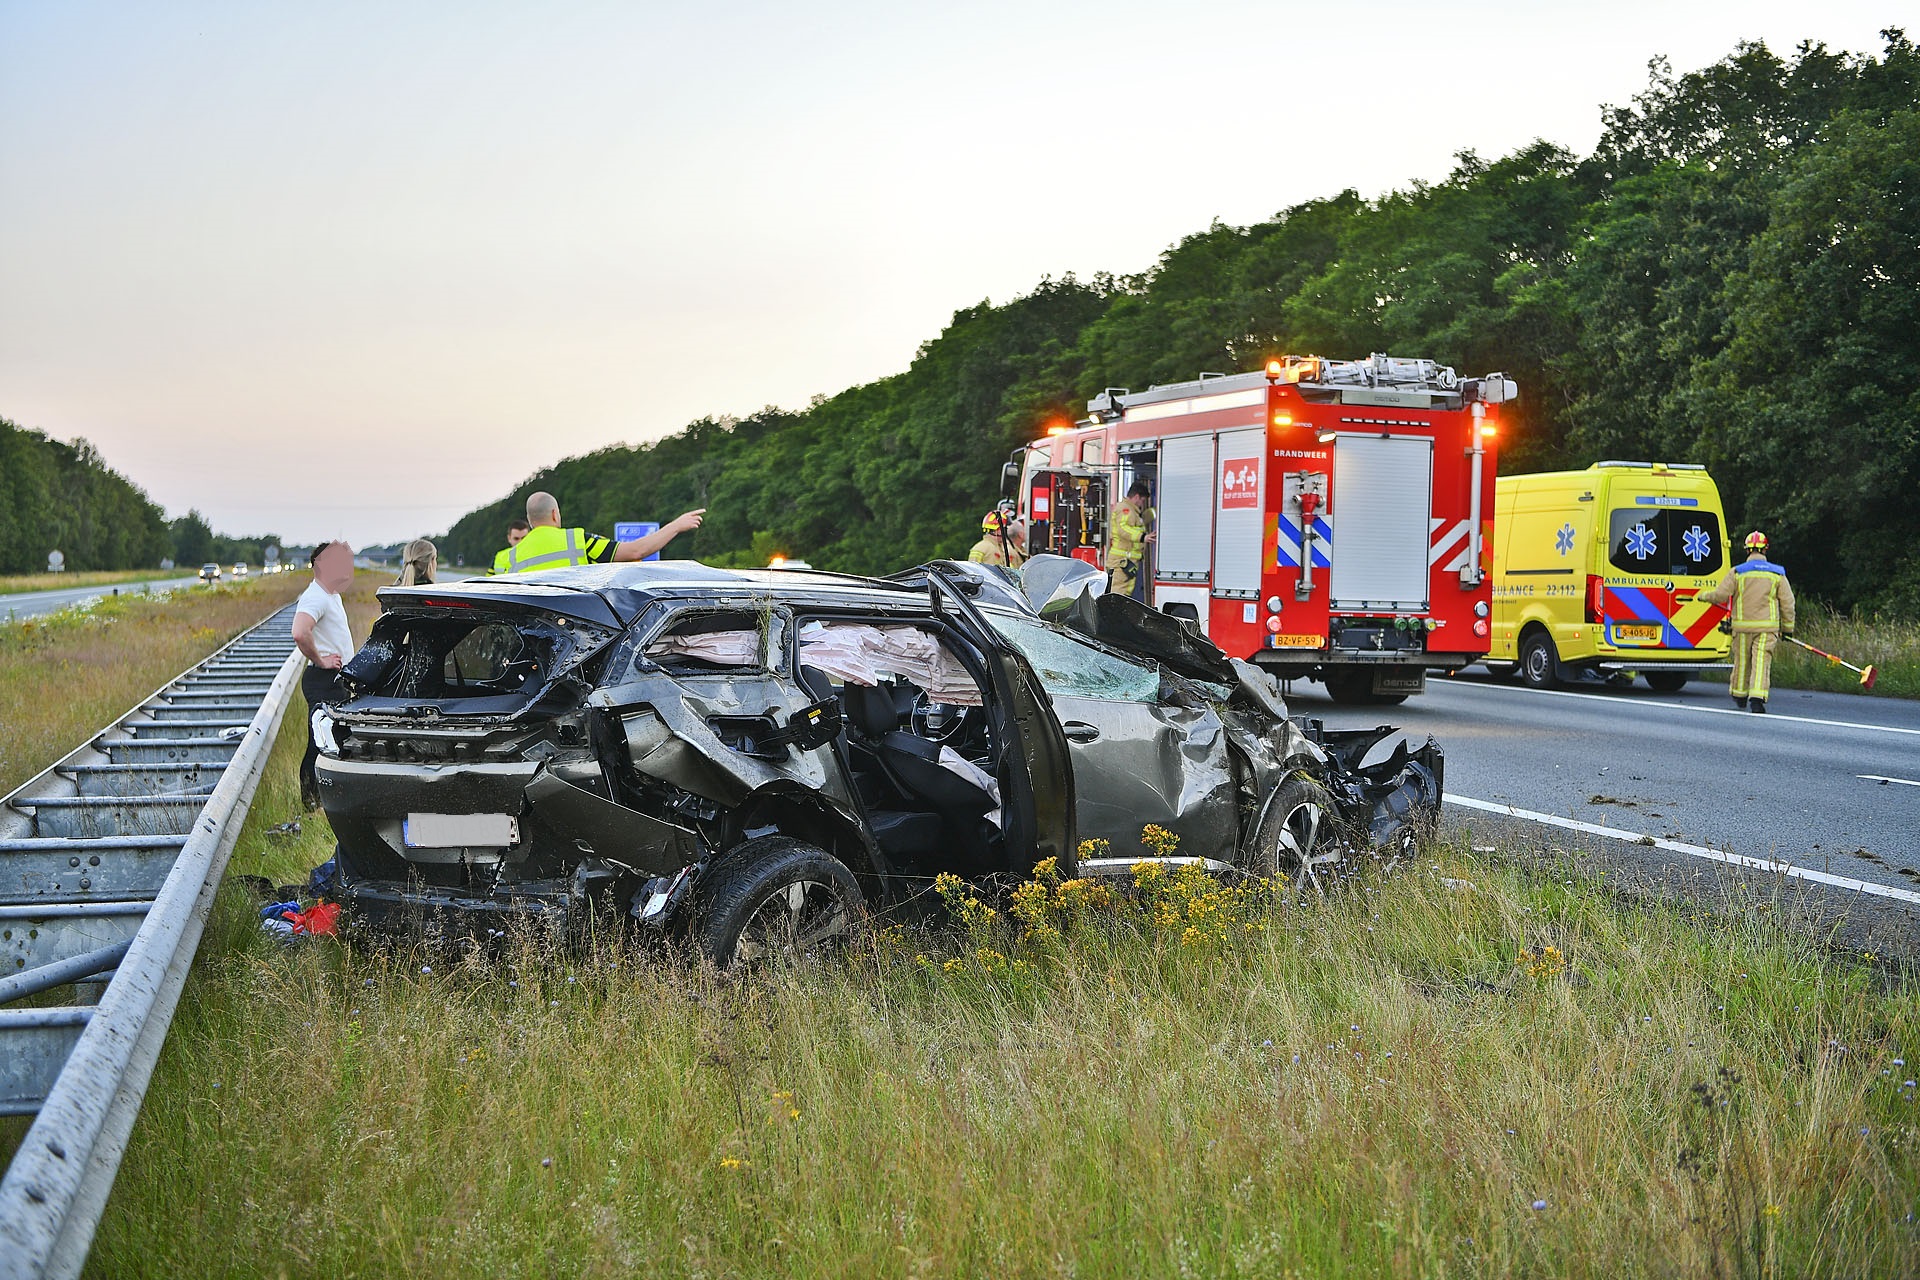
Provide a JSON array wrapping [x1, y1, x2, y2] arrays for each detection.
[[292, 541, 357, 809]]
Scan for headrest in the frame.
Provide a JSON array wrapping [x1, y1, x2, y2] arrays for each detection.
[[797, 664, 835, 704], [841, 683, 900, 737]]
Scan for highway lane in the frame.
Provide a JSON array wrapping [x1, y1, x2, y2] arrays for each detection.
[[0, 575, 207, 621], [1291, 672, 1920, 903]]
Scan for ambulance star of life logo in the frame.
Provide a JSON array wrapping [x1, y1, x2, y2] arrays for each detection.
[[1625, 522, 1658, 561], [1683, 524, 1712, 562], [1555, 522, 1576, 556]]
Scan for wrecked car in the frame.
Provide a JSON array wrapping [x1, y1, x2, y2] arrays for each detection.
[[312, 557, 1442, 962]]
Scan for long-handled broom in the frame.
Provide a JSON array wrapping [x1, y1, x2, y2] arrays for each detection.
[[1783, 636, 1878, 690]]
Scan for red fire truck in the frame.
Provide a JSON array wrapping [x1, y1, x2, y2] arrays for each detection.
[[1003, 354, 1516, 703]]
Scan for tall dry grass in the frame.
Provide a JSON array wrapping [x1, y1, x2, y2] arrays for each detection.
[[1769, 603, 1920, 700], [0, 573, 383, 795], [78, 734, 1919, 1278], [0, 567, 194, 597]]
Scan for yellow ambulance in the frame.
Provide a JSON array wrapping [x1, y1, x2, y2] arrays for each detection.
[[1488, 462, 1732, 689]]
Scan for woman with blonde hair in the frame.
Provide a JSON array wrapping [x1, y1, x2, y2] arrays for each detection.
[[395, 538, 437, 586]]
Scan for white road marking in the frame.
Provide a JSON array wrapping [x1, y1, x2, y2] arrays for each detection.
[[1446, 794, 1920, 907], [1859, 775, 1920, 789], [1443, 680, 1920, 738]]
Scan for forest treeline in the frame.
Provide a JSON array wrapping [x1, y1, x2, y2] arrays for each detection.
[[445, 33, 1919, 615], [0, 418, 284, 574]]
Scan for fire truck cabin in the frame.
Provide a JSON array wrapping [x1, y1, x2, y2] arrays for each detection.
[[1006, 355, 1516, 704]]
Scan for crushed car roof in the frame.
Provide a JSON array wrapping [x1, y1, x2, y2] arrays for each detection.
[[380, 560, 930, 627]]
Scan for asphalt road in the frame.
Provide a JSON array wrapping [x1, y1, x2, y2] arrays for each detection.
[[1293, 671, 1920, 914], [0, 575, 208, 621]]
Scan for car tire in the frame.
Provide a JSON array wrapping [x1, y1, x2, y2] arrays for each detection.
[[1243, 775, 1339, 881], [1520, 631, 1559, 689], [1644, 671, 1689, 693], [692, 836, 865, 967]]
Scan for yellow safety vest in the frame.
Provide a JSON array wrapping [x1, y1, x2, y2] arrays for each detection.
[[504, 525, 614, 573], [490, 547, 510, 575]]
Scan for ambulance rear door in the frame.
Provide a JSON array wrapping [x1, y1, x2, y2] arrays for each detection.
[[1600, 469, 1729, 655]]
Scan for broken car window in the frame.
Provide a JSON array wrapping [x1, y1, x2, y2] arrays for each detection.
[[982, 612, 1160, 703]]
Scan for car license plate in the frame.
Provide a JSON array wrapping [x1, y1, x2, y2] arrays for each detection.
[[404, 813, 519, 848], [1614, 624, 1661, 645]]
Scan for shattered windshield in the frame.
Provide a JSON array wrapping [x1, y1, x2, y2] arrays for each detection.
[[983, 612, 1160, 703]]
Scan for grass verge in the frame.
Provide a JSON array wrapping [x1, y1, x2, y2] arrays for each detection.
[[0, 568, 200, 597], [68, 702, 1919, 1278], [0, 573, 384, 796], [1695, 603, 1920, 700]]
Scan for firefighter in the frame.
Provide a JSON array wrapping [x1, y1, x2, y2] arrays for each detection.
[[1108, 480, 1155, 600], [967, 509, 1026, 568], [505, 491, 705, 572], [1700, 530, 1795, 712]]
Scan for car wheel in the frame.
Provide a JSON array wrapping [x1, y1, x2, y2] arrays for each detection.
[[1644, 671, 1689, 693], [1520, 631, 1559, 689], [1244, 775, 1341, 887], [693, 836, 865, 967]]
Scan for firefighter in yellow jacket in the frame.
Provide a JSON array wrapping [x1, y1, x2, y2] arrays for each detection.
[[967, 508, 1027, 568], [1700, 530, 1795, 713], [1108, 481, 1155, 600]]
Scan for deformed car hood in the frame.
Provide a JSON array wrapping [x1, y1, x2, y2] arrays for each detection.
[[1051, 589, 1240, 688]]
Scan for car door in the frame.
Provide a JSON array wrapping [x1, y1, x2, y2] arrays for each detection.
[[924, 574, 1077, 879], [976, 609, 1239, 866]]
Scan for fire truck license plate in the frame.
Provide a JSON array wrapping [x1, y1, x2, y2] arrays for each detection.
[[1614, 624, 1661, 645]]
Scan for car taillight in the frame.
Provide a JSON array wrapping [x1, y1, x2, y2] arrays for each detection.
[[1586, 574, 1606, 624]]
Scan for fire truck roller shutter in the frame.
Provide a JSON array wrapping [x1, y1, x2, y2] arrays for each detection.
[[1329, 434, 1434, 611], [1157, 435, 1214, 582], [1212, 427, 1265, 599]]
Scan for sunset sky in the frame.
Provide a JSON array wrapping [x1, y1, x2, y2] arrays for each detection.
[[0, 1, 1900, 545]]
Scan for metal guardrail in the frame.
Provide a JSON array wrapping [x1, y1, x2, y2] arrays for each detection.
[[0, 605, 303, 1279]]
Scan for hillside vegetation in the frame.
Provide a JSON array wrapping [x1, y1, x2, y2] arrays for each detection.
[[0, 418, 289, 574], [446, 34, 1920, 618]]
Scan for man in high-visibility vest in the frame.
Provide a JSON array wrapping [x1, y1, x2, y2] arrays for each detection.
[[490, 519, 530, 574], [503, 491, 706, 573], [1700, 529, 1795, 713]]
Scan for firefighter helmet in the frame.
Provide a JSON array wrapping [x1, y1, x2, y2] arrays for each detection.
[[1743, 530, 1769, 552], [982, 511, 1008, 534]]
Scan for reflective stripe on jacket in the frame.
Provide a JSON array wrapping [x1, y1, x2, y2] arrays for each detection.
[[1701, 555, 1795, 633], [1110, 503, 1151, 564], [505, 525, 614, 572]]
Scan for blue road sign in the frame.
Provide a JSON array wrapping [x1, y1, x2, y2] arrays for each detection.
[[614, 521, 661, 561]]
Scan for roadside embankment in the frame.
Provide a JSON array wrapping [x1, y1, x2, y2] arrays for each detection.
[[0, 572, 382, 795], [1702, 603, 1920, 700], [0, 567, 201, 596], [79, 698, 1920, 1278]]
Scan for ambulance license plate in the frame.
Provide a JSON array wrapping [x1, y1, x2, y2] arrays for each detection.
[[1614, 624, 1661, 645], [404, 813, 519, 849]]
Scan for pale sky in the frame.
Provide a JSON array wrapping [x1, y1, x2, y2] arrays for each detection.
[[0, 1, 1901, 546]]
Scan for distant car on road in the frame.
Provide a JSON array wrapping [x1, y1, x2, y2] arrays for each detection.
[[198, 562, 222, 583], [232, 562, 249, 579]]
